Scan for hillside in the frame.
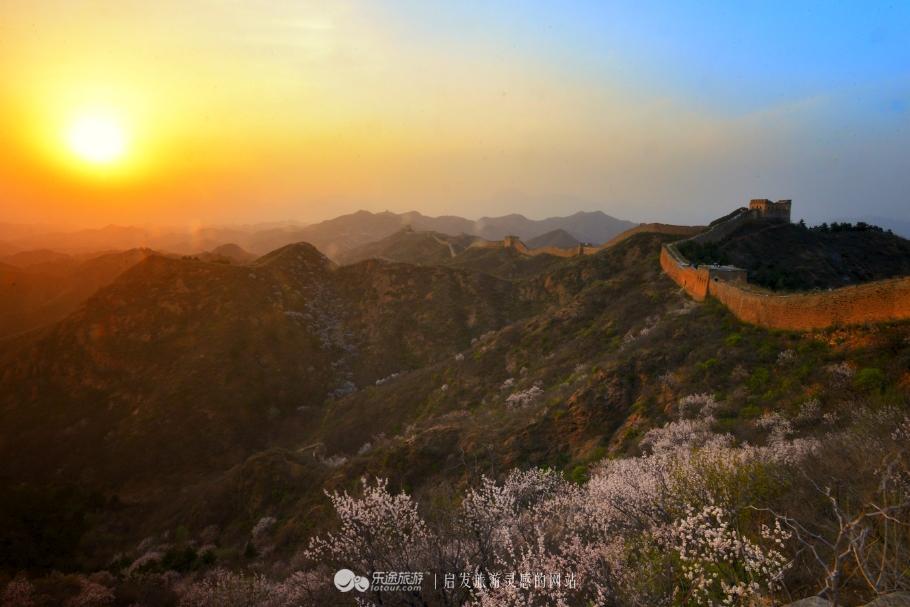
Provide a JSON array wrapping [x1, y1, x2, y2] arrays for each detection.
[[195, 243, 258, 264], [526, 228, 580, 248], [0, 230, 908, 605], [0, 248, 153, 338], [469, 210, 635, 243], [337, 228, 585, 278], [0, 243, 536, 569], [524, 210, 636, 244], [336, 229, 475, 266], [678, 221, 910, 291], [446, 244, 569, 278]]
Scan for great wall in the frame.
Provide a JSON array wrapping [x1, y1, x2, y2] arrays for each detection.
[[467, 223, 703, 258], [659, 199, 910, 330], [470, 199, 910, 331]]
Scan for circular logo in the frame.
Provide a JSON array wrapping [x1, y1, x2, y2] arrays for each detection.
[[334, 569, 370, 592], [334, 569, 356, 592]]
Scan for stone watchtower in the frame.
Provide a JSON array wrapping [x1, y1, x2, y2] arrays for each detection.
[[749, 199, 792, 222]]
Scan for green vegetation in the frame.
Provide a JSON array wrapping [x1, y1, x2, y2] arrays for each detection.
[[854, 367, 886, 393], [679, 220, 910, 291], [0, 228, 908, 604]]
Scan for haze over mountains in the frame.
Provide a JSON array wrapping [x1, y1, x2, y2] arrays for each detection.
[[0, 210, 635, 340], [0, 210, 636, 260]]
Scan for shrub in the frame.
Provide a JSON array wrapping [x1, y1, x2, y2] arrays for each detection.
[[739, 405, 762, 419], [747, 367, 770, 393], [853, 367, 886, 393]]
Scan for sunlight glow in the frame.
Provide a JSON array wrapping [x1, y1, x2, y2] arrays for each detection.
[[66, 114, 127, 166]]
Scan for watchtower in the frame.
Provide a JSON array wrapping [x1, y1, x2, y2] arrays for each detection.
[[749, 199, 791, 222]]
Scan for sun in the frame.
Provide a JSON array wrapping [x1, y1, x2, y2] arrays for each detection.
[[66, 114, 128, 165]]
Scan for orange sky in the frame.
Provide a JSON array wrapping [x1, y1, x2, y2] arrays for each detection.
[[1, 2, 908, 227]]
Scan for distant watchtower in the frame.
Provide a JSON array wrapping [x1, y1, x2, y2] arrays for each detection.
[[749, 199, 792, 222]]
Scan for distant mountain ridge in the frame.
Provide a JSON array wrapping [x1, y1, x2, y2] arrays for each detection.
[[526, 229, 581, 248], [196, 243, 259, 264], [0, 210, 636, 261], [336, 229, 475, 266], [244, 209, 635, 259]]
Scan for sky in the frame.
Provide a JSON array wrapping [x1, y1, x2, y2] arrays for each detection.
[[0, 0, 908, 228]]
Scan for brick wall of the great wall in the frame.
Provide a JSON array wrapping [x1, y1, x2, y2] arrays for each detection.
[[708, 276, 910, 331], [660, 204, 910, 330], [660, 244, 711, 300]]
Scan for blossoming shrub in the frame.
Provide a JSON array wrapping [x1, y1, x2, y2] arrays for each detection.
[[178, 568, 312, 607], [15, 413, 901, 607], [305, 477, 430, 572], [298, 411, 820, 606], [668, 505, 791, 606]]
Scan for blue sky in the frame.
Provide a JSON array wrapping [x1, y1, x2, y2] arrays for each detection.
[[382, 0, 910, 223], [2, 1, 908, 226]]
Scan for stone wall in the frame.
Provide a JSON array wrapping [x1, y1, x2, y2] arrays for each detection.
[[660, 243, 711, 300], [660, 202, 910, 330], [468, 237, 575, 257], [601, 223, 705, 248], [709, 275, 910, 330]]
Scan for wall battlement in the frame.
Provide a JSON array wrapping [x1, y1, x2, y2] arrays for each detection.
[[661, 198, 910, 330]]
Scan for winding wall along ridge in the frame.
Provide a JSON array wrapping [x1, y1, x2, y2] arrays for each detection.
[[660, 204, 910, 330], [469, 223, 704, 258]]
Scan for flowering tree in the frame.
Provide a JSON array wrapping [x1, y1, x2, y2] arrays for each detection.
[[173, 410, 905, 607], [669, 504, 791, 606], [178, 568, 313, 607], [64, 578, 115, 607], [462, 469, 617, 606], [752, 417, 910, 605], [1, 577, 35, 607], [305, 477, 430, 570], [304, 477, 445, 606]]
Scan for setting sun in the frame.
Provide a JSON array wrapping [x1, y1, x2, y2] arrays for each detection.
[[66, 114, 127, 166]]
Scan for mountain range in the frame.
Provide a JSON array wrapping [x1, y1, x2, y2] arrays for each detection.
[[1, 211, 909, 605], [0, 210, 636, 260]]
